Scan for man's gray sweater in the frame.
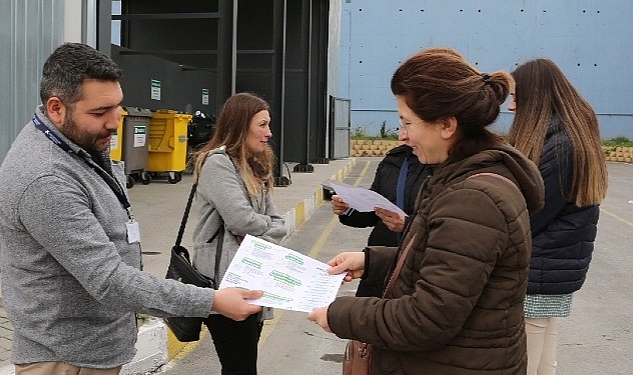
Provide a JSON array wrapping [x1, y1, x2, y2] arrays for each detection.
[[0, 106, 214, 368]]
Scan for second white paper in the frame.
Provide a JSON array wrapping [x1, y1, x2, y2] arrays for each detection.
[[329, 181, 406, 216]]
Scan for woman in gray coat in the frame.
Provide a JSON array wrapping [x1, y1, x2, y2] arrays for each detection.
[[192, 92, 286, 375]]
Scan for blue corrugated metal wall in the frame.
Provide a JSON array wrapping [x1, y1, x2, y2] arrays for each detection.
[[339, 0, 633, 139], [0, 0, 66, 162]]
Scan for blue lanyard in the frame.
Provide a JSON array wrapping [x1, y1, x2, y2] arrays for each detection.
[[396, 155, 408, 211], [32, 114, 133, 218], [394, 155, 409, 245]]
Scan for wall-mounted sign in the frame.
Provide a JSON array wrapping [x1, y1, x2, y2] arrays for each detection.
[[151, 79, 161, 100], [202, 88, 209, 105], [133, 126, 147, 147], [110, 130, 119, 150]]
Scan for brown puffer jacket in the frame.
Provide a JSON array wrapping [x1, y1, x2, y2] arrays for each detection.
[[328, 146, 544, 375]]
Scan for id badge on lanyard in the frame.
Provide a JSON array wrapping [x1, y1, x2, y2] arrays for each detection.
[[126, 219, 141, 244]]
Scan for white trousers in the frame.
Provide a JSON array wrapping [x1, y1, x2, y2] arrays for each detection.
[[525, 317, 558, 375]]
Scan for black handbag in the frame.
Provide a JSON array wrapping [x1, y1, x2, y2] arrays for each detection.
[[164, 182, 224, 342]]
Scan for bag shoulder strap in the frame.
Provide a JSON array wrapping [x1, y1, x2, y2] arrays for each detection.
[[175, 180, 224, 284], [382, 232, 418, 298], [177, 153, 225, 248], [175, 183, 197, 247], [180, 183, 225, 246]]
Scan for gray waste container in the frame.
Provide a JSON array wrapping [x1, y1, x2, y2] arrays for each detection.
[[121, 107, 152, 188]]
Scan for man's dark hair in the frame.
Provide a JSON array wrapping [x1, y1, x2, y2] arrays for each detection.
[[39, 43, 122, 106]]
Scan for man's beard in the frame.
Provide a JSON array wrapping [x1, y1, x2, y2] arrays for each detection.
[[61, 114, 111, 154]]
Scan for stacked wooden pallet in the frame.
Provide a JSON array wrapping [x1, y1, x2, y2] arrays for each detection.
[[603, 146, 633, 163], [350, 139, 404, 157]]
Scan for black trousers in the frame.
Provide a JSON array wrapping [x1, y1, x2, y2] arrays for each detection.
[[204, 313, 263, 375]]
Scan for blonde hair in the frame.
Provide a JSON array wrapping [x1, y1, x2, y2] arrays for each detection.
[[508, 58, 607, 206]]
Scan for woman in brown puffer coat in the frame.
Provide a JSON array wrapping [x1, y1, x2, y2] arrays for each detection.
[[308, 47, 545, 374]]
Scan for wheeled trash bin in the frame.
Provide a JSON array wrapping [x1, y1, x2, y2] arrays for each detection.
[[147, 109, 192, 184], [110, 107, 152, 188]]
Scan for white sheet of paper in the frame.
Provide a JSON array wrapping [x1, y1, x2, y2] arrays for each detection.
[[329, 181, 407, 216], [218, 235, 345, 313]]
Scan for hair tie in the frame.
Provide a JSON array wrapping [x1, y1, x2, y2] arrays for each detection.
[[481, 73, 492, 86]]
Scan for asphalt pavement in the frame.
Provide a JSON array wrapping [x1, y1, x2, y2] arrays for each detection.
[[159, 159, 633, 375]]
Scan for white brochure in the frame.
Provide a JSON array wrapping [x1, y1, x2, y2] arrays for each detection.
[[218, 234, 346, 313], [329, 181, 407, 216]]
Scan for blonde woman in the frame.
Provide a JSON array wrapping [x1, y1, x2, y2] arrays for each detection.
[[508, 58, 608, 375], [192, 92, 286, 375]]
